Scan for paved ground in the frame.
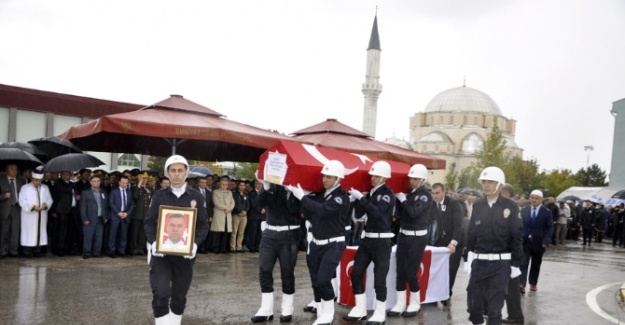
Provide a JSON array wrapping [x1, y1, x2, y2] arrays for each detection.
[[1, 239, 624, 325]]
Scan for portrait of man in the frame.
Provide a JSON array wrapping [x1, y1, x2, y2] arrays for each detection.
[[162, 213, 188, 249]]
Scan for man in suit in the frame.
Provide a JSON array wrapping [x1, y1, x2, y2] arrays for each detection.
[[246, 180, 266, 253], [429, 182, 463, 305], [519, 189, 553, 294], [79, 175, 108, 259], [108, 175, 134, 258], [196, 176, 213, 254], [130, 173, 151, 256], [0, 163, 26, 258], [51, 171, 78, 256]]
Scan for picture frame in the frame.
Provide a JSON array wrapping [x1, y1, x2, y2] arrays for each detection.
[[155, 205, 197, 256]]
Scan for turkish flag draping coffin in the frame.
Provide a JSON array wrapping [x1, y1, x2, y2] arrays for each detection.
[[257, 140, 411, 193]]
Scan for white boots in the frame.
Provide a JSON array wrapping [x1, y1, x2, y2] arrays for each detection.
[[343, 293, 367, 321], [170, 313, 182, 325], [154, 312, 181, 325], [403, 291, 421, 317], [251, 292, 274, 322], [280, 293, 294, 322], [387, 290, 406, 317], [313, 299, 334, 325], [366, 300, 386, 325], [155, 313, 169, 325]]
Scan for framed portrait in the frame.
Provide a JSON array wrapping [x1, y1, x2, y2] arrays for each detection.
[[155, 205, 197, 256]]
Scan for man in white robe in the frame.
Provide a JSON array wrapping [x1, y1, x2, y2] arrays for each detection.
[[19, 166, 53, 258]]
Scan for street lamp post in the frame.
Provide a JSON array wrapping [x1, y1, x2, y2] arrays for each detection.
[[584, 145, 594, 167]]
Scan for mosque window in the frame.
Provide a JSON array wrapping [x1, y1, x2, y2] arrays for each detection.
[[117, 153, 140, 167], [463, 115, 467, 125], [461, 134, 484, 153], [439, 116, 444, 124], [429, 116, 434, 125], [474, 116, 479, 125]]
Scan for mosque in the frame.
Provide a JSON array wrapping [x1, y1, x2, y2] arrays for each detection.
[[359, 15, 524, 185]]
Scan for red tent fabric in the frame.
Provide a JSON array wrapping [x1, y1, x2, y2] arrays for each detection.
[[291, 118, 445, 169], [58, 95, 300, 162], [258, 140, 411, 193]]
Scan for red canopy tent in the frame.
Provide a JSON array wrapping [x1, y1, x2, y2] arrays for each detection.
[[58, 95, 300, 162], [257, 140, 411, 193], [291, 118, 445, 170]]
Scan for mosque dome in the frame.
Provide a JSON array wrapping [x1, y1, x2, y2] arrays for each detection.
[[423, 86, 502, 116], [384, 137, 413, 150]]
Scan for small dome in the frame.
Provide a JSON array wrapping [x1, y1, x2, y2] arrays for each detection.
[[419, 132, 452, 143], [384, 137, 413, 150], [424, 86, 502, 116]]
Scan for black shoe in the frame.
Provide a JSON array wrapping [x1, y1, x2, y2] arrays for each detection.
[[279, 314, 292, 322], [109, 253, 117, 258], [402, 310, 419, 318], [441, 299, 451, 306], [0, 254, 7, 259], [502, 318, 524, 324], [118, 252, 126, 257], [82, 255, 90, 259], [250, 315, 273, 323], [387, 310, 402, 317], [343, 315, 367, 321], [303, 306, 316, 313]]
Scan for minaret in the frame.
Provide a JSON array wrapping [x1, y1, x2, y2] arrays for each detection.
[[362, 14, 382, 138]]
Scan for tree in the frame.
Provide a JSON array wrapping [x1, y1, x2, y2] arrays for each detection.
[[147, 156, 167, 175], [232, 162, 258, 180], [444, 162, 458, 191], [575, 163, 608, 186], [541, 169, 577, 198]]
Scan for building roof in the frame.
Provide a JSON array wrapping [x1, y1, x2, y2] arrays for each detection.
[[0, 84, 143, 118], [423, 85, 502, 116]]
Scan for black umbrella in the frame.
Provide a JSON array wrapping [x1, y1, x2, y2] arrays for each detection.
[[42, 153, 105, 173], [561, 195, 581, 202], [28, 136, 82, 159], [458, 187, 483, 197], [0, 148, 44, 170], [0, 142, 47, 156], [611, 190, 625, 200]]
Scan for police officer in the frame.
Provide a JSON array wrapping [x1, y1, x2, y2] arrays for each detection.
[[144, 155, 209, 325], [251, 181, 302, 323], [343, 161, 395, 325], [388, 164, 431, 318], [287, 160, 350, 325], [466, 166, 523, 325]]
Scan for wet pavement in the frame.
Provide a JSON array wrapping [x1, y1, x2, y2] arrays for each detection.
[[1, 239, 624, 325]]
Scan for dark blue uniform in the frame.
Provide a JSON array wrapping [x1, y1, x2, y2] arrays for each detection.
[[466, 194, 522, 325], [301, 185, 350, 302], [257, 185, 301, 294], [350, 184, 395, 301], [144, 185, 209, 318], [395, 185, 431, 293]]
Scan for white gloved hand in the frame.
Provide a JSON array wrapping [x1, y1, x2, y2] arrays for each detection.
[[287, 184, 305, 200], [464, 251, 475, 275], [254, 170, 271, 190], [261, 221, 268, 232], [510, 266, 521, 279], [147, 242, 165, 264], [184, 243, 198, 259], [348, 188, 364, 200], [396, 192, 407, 203]]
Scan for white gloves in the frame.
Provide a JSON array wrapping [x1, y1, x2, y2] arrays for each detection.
[[396, 192, 407, 203], [463, 251, 475, 275], [511, 266, 521, 279], [286, 184, 305, 200], [184, 243, 198, 259], [147, 242, 164, 264], [254, 170, 271, 190], [348, 188, 364, 200], [261, 221, 268, 232]]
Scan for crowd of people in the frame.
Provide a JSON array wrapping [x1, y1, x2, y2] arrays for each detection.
[[2, 159, 625, 325]]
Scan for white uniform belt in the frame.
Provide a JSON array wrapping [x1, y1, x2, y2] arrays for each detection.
[[364, 232, 395, 238], [345, 226, 352, 231], [474, 253, 511, 261], [312, 236, 345, 245], [266, 225, 300, 232], [399, 228, 428, 236]]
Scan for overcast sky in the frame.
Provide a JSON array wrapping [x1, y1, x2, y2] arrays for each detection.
[[1, 0, 624, 176]]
